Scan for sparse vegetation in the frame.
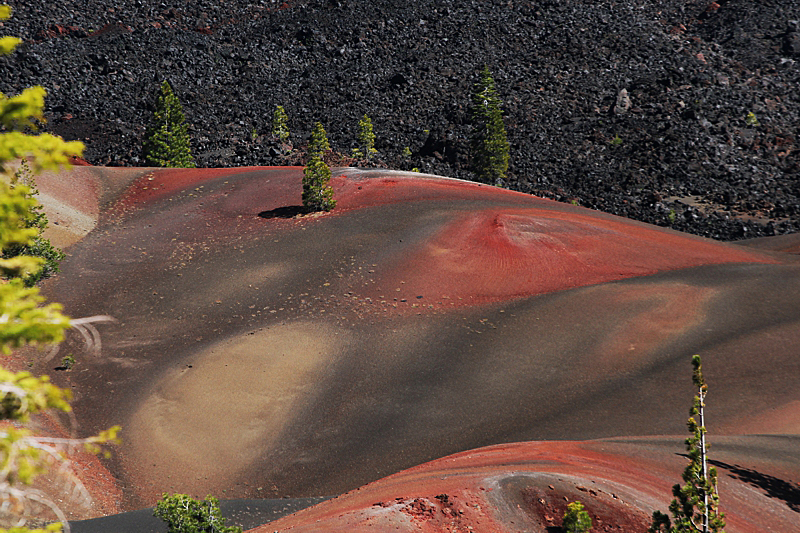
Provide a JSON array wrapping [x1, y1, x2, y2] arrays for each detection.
[[668, 209, 677, 225], [0, 6, 120, 530], [562, 501, 592, 533], [155, 494, 241, 533], [142, 80, 195, 168], [610, 134, 623, 146], [272, 105, 290, 143], [649, 355, 725, 533], [353, 113, 377, 161], [1, 160, 65, 287], [744, 112, 759, 127], [470, 65, 510, 186]]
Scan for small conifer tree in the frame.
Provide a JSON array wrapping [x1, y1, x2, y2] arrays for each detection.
[[272, 105, 290, 143], [302, 122, 335, 212], [562, 501, 592, 533], [470, 65, 510, 185], [353, 114, 377, 161], [649, 355, 725, 533], [307, 121, 331, 158], [142, 81, 195, 168]]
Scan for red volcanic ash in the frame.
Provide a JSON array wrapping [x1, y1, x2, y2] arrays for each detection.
[[370, 206, 779, 309], [249, 438, 799, 533]]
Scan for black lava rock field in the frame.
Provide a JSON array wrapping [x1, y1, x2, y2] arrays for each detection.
[[2, 0, 799, 240]]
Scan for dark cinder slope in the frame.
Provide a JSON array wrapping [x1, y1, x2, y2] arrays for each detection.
[[39, 167, 800, 512], [2, 0, 799, 239]]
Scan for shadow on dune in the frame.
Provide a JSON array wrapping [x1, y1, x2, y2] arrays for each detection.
[[258, 205, 305, 219], [709, 459, 800, 512]]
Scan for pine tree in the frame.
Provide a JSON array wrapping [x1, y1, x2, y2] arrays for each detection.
[[354, 114, 377, 161], [272, 105, 290, 143], [302, 122, 335, 212], [142, 80, 195, 168], [307, 121, 331, 158], [470, 65, 510, 186], [302, 155, 336, 212], [649, 355, 725, 533]]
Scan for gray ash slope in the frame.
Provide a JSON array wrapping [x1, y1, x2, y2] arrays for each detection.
[[2, 0, 799, 240]]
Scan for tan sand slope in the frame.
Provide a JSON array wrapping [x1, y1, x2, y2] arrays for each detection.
[[36, 167, 800, 516]]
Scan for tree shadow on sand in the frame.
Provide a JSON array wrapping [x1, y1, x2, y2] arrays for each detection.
[[677, 454, 800, 512], [258, 205, 306, 219]]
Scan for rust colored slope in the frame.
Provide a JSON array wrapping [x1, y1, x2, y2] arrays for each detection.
[[376, 207, 778, 307], [38, 167, 800, 510], [251, 437, 800, 533]]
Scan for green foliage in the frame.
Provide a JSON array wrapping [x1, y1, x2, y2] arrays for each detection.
[[302, 122, 335, 212], [562, 501, 592, 533], [142, 81, 195, 168], [2, 161, 65, 287], [402, 146, 412, 157], [59, 355, 75, 370], [353, 114, 377, 161], [649, 355, 725, 533], [155, 494, 241, 533], [307, 122, 331, 158], [0, 525, 62, 533], [610, 134, 623, 146], [667, 209, 677, 225], [0, 7, 120, 529], [271, 106, 290, 143], [745, 112, 759, 127], [302, 154, 335, 212], [470, 65, 510, 185]]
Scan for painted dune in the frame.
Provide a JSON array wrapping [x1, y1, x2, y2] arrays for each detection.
[[33, 166, 800, 530]]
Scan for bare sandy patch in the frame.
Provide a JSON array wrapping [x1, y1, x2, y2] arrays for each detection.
[[124, 321, 345, 501]]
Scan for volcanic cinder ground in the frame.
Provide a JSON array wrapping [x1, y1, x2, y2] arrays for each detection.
[[35, 166, 800, 531]]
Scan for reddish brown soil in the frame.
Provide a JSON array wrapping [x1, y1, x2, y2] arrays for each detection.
[[250, 438, 800, 533], [29, 167, 800, 529]]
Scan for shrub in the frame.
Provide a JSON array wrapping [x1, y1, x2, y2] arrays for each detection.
[[271, 105, 290, 143], [142, 80, 195, 168], [562, 501, 592, 533], [470, 65, 510, 185], [155, 494, 241, 533]]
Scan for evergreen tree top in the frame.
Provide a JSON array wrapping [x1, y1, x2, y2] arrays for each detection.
[[308, 122, 331, 158], [142, 80, 194, 168], [472, 65, 503, 114]]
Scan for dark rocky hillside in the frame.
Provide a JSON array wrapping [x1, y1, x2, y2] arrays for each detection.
[[1, 0, 799, 240]]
